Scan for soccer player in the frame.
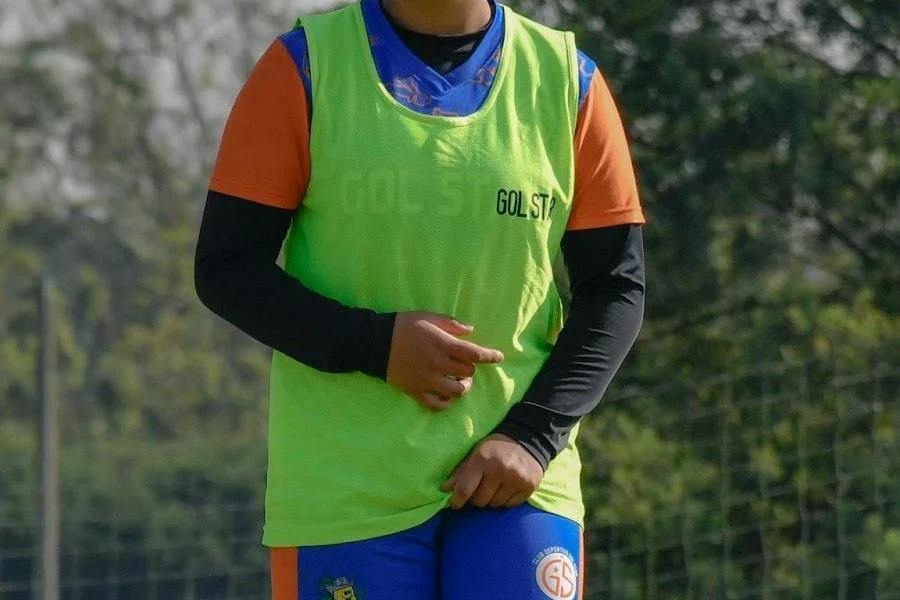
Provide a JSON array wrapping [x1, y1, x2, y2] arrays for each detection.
[[195, 0, 645, 598]]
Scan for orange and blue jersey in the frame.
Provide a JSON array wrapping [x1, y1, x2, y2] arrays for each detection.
[[210, 0, 644, 234]]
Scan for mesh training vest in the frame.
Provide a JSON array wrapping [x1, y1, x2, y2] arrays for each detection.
[[265, 1, 582, 547]]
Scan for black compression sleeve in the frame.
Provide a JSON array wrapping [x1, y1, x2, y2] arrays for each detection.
[[194, 190, 396, 378], [493, 225, 646, 470]]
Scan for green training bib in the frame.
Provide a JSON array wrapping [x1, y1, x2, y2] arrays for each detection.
[[265, 1, 582, 547]]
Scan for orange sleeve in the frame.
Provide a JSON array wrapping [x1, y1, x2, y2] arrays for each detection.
[[209, 40, 310, 210], [568, 71, 645, 230]]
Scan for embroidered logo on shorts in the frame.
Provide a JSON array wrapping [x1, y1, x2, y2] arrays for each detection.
[[533, 547, 578, 600], [320, 576, 363, 600]]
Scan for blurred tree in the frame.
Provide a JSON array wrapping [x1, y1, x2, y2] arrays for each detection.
[[0, 0, 897, 598]]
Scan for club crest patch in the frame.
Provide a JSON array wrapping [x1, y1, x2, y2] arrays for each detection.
[[533, 547, 578, 600]]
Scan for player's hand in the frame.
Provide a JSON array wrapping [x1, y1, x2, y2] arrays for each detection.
[[387, 312, 504, 412], [442, 434, 544, 509]]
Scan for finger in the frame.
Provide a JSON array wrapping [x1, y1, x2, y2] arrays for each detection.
[[441, 468, 460, 492], [504, 490, 533, 508], [419, 392, 452, 412], [445, 338, 504, 365], [441, 475, 457, 492], [488, 486, 518, 508], [439, 359, 477, 379], [428, 314, 475, 337], [470, 476, 503, 509], [432, 376, 471, 399], [450, 469, 483, 510]]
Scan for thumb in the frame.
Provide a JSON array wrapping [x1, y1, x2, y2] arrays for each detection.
[[430, 314, 474, 337]]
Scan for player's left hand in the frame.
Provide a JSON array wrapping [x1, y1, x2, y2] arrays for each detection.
[[442, 434, 544, 509]]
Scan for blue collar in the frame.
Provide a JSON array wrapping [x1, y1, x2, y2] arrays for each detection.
[[361, 0, 505, 99]]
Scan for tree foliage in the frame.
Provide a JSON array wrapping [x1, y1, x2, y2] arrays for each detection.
[[1, 0, 897, 598]]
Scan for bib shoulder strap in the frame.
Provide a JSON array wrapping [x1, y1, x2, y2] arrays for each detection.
[[501, 4, 580, 127]]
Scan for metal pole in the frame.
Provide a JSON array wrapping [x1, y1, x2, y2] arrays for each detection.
[[38, 274, 60, 600]]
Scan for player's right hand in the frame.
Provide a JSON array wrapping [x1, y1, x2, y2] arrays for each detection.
[[387, 312, 504, 412]]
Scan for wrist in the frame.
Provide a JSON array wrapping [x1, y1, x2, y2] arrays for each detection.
[[492, 420, 553, 472]]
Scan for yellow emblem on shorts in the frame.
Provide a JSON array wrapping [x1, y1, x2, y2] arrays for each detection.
[[322, 577, 361, 600]]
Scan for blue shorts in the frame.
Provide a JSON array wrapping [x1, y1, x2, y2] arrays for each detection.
[[271, 504, 584, 600]]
